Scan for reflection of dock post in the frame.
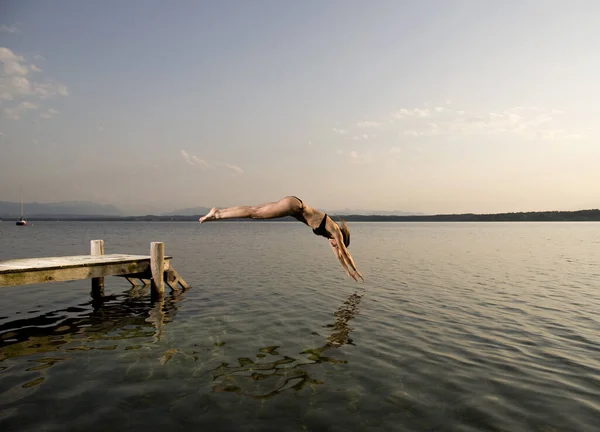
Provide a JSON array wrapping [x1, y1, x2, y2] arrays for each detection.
[[150, 242, 165, 299], [90, 240, 104, 298], [147, 296, 166, 342]]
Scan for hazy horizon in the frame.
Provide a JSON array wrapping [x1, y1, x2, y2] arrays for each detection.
[[2, 198, 599, 219], [2, 1, 600, 215], [0, 199, 424, 217]]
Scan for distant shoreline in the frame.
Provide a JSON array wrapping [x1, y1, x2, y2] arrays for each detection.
[[2, 209, 600, 222]]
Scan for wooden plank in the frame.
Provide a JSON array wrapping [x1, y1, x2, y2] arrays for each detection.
[[165, 269, 180, 292], [116, 270, 152, 287], [168, 268, 190, 290], [124, 277, 139, 287], [0, 254, 172, 273], [0, 256, 172, 288], [115, 270, 152, 279]]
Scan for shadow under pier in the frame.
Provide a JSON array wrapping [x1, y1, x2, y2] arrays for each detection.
[[0, 285, 184, 365]]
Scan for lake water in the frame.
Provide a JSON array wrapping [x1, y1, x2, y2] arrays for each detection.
[[1, 221, 599, 431]]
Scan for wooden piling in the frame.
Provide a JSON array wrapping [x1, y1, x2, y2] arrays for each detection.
[[150, 242, 165, 298], [90, 240, 104, 298]]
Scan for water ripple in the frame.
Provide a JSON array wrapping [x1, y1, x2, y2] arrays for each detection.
[[1, 221, 600, 431]]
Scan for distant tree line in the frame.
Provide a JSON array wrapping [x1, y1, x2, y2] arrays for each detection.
[[339, 209, 600, 222], [6, 209, 600, 222]]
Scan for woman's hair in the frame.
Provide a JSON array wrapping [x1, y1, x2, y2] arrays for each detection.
[[337, 217, 350, 248]]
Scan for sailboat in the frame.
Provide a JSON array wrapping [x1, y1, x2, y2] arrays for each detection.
[[16, 197, 27, 226]]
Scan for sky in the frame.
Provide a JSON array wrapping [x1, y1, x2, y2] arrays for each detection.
[[1, 0, 600, 215]]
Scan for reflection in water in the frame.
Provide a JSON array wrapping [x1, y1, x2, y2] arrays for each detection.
[[211, 291, 363, 399], [0, 285, 183, 388], [1, 287, 362, 400]]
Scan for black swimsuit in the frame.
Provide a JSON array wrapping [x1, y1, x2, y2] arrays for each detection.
[[291, 196, 332, 239], [312, 213, 332, 239]]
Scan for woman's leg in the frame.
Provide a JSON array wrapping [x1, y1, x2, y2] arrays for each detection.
[[199, 196, 301, 223]]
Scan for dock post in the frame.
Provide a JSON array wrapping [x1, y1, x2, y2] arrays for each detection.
[[150, 242, 165, 298], [91, 240, 104, 298]]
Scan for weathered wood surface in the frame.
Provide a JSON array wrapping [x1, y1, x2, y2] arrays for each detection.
[[166, 268, 190, 290], [91, 239, 105, 297], [0, 254, 172, 272], [0, 254, 173, 288], [90, 240, 104, 257], [151, 242, 165, 297]]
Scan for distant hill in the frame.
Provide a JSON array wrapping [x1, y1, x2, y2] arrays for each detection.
[[3, 208, 600, 222], [0, 201, 124, 218], [162, 207, 212, 216], [327, 209, 425, 216], [162, 207, 422, 217]]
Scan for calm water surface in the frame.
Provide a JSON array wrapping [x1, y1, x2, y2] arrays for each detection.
[[1, 221, 599, 431]]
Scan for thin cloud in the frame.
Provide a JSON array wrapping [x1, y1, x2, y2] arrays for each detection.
[[338, 149, 372, 165], [402, 130, 427, 137], [34, 81, 69, 100], [388, 104, 585, 141], [392, 108, 431, 119], [181, 149, 192, 163], [40, 108, 59, 119], [219, 162, 244, 176], [0, 25, 19, 33], [181, 150, 243, 176], [331, 103, 584, 155], [0, 47, 27, 77], [181, 150, 212, 170], [0, 47, 68, 119], [3, 101, 40, 120], [357, 121, 381, 128]]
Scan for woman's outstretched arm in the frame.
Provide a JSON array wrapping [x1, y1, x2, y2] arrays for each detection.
[[332, 229, 364, 281], [331, 244, 358, 280]]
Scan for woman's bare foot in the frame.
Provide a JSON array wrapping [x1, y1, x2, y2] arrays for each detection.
[[199, 207, 218, 223]]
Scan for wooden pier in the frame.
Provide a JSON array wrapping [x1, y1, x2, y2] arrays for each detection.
[[0, 240, 189, 299]]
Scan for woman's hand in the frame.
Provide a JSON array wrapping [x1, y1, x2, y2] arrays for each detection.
[[353, 270, 365, 281], [348, 267, 364, 282], [330, 241, 364, 282]]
